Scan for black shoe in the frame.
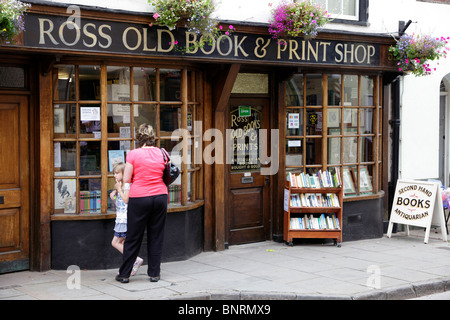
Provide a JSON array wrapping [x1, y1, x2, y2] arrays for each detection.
[[115, 275, 129, 283], [149, 276, 160, 282]]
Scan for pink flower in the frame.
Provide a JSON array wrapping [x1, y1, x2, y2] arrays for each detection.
[[219, 25, 223, 30], [225, 31, 229, 35], [153, 13, 159, 19], [229, 25, 234, 29]]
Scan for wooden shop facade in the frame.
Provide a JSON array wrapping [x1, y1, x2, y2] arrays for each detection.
[[0, 3, 398, 272]]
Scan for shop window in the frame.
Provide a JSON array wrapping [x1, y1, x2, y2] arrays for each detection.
[[285, 73, 382, 198], [53, 64, 202, 215]]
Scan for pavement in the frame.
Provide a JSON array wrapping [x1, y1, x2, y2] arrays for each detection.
[[1, 228, 450, 301]]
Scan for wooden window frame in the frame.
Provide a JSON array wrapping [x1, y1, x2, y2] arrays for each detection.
[[52, 63, 203, 219], [284, 72, 383, 200]]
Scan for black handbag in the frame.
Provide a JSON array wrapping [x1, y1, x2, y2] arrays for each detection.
[[160, 148, 180, 186]]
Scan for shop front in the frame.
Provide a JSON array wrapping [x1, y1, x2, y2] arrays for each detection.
[[0, 3, 398, 272]]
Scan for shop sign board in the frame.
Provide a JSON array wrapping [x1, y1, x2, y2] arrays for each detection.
[[387, 180, 448, 243], [23, 13, 382, 67]]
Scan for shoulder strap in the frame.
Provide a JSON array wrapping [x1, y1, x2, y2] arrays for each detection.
[[160, 148, 170, 163]]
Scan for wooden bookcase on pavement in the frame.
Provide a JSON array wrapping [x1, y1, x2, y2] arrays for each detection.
[[284, 179, 343, 247]]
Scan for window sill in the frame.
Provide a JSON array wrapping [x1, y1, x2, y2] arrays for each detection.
[[343, 191, 384, 203], [50, 200, 205, 221]]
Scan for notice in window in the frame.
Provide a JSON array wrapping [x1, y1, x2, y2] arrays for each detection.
[[81, 107, 101, 121], [288, 113, 300, 129]]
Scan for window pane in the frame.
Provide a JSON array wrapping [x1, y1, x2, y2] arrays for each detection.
[[343, 75, 358, 106], [306, 109, 323, 135], [54, 178, 77, 213], [160, 69, 181, 101], [328, 137, 341, 165], [328, 74, 341, 106], [54, 142, 76, 173], [306, 74, 323, 106], [79, 178, 102, 214], [135, 104, 158, 134], [80, 141, 101, 175], [168, 184, 182, 205], [328, 0, 342, 14], [306, 138, 322, 165], [133, 67, 157, 101], [343, 0, 356, 16], [230, 105, 262, 172], [107, 103, 133, 135], [107, 176, 117, 212], [361, 108, 373, 134], [79, 65, 101, 100], [80, 104, 101, 134], [54, 104, 76, 135], [108, 141, 127, 172], [286, 109, 303, 136], [343, 136, 357, 164], [286, 139, 303, 167], [343, 108, 355, 135], [160, 138, 181, 154], [360, 137, 373, 162], [286, 74, 304, 106], [343, 166, 356, 196], [160, 105, 180, 132], [354, 165, 374, 194], [327, 108, 341, 133], [107, 66, 130, 95], [54, 65, 75, 100], [361, 76, 374, 106]]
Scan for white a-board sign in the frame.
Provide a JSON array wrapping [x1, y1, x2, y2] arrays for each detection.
[[387, 180, 448, 243]]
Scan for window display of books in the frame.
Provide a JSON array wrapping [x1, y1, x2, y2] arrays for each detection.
[[79, 190, 102, 214]]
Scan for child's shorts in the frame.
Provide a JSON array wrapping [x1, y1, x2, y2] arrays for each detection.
[[114, 222, 127, 238]]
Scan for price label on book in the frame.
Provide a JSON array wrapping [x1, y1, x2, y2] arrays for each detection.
[[387, 180, 448, 243]]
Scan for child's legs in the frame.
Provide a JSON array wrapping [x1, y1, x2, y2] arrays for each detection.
[[111, 236, 125, 254]]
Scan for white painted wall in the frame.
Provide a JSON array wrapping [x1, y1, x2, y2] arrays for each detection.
[[36, 0, 450, 181]]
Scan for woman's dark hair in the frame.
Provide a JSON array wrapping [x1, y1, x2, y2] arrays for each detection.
[[136, 124, 155, 147]]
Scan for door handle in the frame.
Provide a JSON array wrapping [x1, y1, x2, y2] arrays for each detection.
[[0, 196, 4, 204], [265, 176, 269, 186]]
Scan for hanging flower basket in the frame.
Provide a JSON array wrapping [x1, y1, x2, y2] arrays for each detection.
[[149, 0, 235, 51], [0, 0, 31, 45], [389, 33, 449, 77], [268, 0, 330, 40]]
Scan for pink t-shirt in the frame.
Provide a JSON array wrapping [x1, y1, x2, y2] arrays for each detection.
[[126, 147, 168, 198]]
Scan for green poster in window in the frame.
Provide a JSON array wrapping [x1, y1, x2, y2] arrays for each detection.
[[239, 106, 251, 117]]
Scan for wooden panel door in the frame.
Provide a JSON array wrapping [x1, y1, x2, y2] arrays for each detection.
[[227, 98, 270, 245], [0, 95, 30, 273]]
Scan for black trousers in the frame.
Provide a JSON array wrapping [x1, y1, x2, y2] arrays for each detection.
[[119, 194, 168, 278]]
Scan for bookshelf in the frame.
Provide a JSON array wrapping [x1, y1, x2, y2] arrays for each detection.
[[284, 170, 343, 247]]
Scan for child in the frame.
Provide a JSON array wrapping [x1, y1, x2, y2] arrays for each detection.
[[110, 162, 143, 276]]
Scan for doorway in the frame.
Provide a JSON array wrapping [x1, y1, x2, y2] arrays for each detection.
[[226, 97, 271, 245], [0, 95, 30, 273]]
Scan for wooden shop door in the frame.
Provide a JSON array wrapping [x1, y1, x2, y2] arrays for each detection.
[[227, 98, 270, 245], [0, 95, 30, 273]]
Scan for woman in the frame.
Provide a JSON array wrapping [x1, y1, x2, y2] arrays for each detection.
[[115, 124, 168, 283]]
